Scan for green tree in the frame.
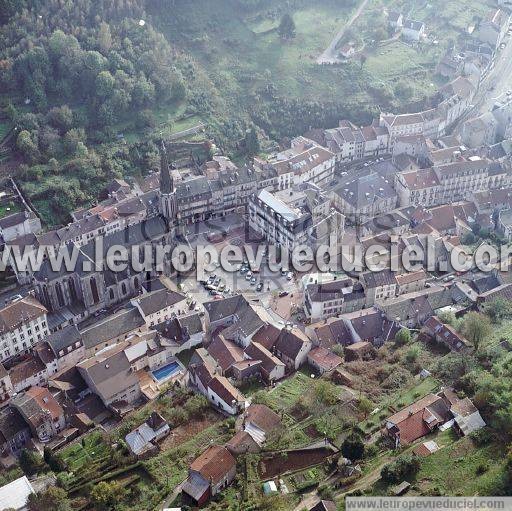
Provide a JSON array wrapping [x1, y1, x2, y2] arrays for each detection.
[[462, 312, 492, 351], [46, 105, 74, 134], [90, 481, 127, 511], [341, 432, 365, 460], [28, 486, 71, 511], [278, 14, 296, 40], [314, 380, 339, 405], [357, 396, 373, 419], [98, 22, 113, 54], [43, 447, 66, 473], [484, 298, 512, 323], [394, 80, 414, 101], [95, 70, 116, 99], [438, 310, 457, 326], [63, 128, 86, 155], [381, 454, 421, 484], [19, 449, 45, 476], [16, 130, 40, 163], [254, 493, 290, 511], [245, 127, 260, 156], [405, 345, 421, 364], [395, 327, 411, 346]]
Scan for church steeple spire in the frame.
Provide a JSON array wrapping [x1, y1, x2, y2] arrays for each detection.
[[159, 140, 177, 223], [160, 140, 173, 195]]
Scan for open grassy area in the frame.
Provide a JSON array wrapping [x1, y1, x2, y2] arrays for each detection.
[[403, 0, 493, 39], [413, 430, 507, 495], [0, 200, 22, 219], [151, 0, 492, 132], [266, 372, 313, 411], [144, 419, 234, 486]]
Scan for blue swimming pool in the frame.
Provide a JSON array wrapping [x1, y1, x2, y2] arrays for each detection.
[[152, 361, 181, 382]]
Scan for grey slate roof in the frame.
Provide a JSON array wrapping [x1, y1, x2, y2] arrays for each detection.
[[46, 325, 83, 356], [134, 289, 186, 316], [0, 408, 29, 444], [80, 307, 145, 350]]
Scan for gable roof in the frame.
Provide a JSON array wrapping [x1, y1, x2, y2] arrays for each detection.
[[245, 342, 284, 374], [77, 344, 139, 401], [46, 324, 83, 356], [207, 336, 244, 373], [80, 307, 145, 350], [134, 289, 186, 316], [190, 445, 236, 484], [251, 324, 282, 350], [203, 294, 249, 323], [308, 347, 343, 371], [0, 296, 46, 334], [12, 386, 63, 427], [245, 404, 281, 434], [208, 375, 244, 405], [274, 328, 311, 360], [386, 394, 450, 443]]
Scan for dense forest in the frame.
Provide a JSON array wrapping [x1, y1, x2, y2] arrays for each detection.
[[0, 0, 215, 223], [0, 0, 373, 224]]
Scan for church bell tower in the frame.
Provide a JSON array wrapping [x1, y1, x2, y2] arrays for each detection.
[[159, 141, 177, 223]]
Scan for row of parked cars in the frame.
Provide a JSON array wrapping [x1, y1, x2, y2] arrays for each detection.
[[240, 263, 264, 291]]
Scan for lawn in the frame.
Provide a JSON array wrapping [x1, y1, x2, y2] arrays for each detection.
[[0, 200, 22, 219], [266, 372, 313, 411]]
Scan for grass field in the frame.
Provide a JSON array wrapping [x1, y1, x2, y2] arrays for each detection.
[[413, 430, 507, 495], [152, 0, 491, 129], [0, 200, 22, 219]]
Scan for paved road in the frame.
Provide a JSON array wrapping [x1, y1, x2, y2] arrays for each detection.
[[317, 0, 370, 64], [452, 32, 512, 135]]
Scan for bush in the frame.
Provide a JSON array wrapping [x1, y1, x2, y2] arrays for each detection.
[[341, 432, 365, 461], [476, 462, 489, 475], [364, 444, 379, 459], [470, 428, 494, 447], [381, 454, 421, 484]]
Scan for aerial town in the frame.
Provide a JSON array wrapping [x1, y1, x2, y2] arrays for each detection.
[[0, 0, 512, 510]]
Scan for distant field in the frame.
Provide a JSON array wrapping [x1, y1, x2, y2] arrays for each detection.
[[154, 0, 492, 128]]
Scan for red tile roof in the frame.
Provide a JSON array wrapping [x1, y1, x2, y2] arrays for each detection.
[[190, 445, 236, 485]]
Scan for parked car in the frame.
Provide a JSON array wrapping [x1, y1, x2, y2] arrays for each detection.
[[279, 291, 289, 297], [250, 277, 257, 285], [287, 272, 293, 280], [245, 271, 253, 280], [256, 282, 263, 291]]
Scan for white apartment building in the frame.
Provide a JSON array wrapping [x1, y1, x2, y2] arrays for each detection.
[[253, 137, 336, 190], [319, 121, 390, 163], [0, 296, 48, 362], [248, 187, 344, 251], [395, 157, 511, 207]]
